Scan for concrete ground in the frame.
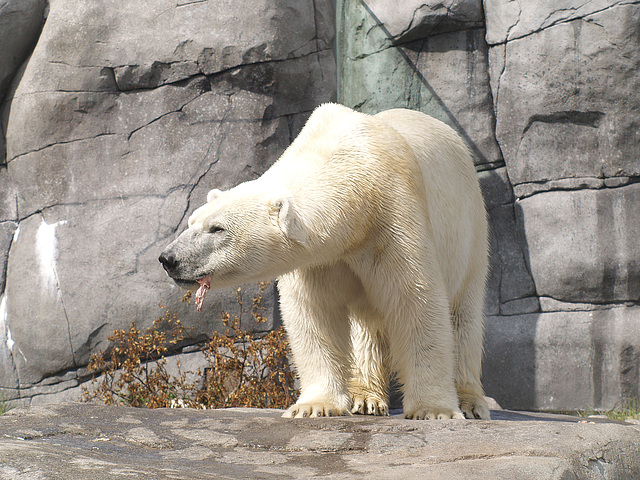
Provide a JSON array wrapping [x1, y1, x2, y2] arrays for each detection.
[[0, 403, 639, 479]]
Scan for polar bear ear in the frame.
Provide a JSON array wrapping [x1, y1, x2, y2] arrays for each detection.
[[271, 197, 308, 245], [207, 189, 223, 203]]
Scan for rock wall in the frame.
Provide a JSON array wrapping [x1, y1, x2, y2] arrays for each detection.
[[483, 0, 640, 410], [0, 0, 336, 404], [337, 0, 640, 411], [1, 0, 638, 412]]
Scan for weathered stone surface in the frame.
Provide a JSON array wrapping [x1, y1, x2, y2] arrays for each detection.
[[0, 222, 16, 291], [489, 3, 640, 189], [518, 185, 640, 304], [484, 306, 640, 411], [0, 292, 18, 398], [0, 0, 335, 401], [1, 403, 639, 479], [480, 170, 535, 314], [0, 0, 47, 163], [364, 0, 484, 42], [484, 0, 640, 44], [0, 167, 17, 221], [0, 0, 47, 98], [338, 0, 502, 170]]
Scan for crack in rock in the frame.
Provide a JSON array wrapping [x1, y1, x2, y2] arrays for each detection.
[[522, 110, 605, 135], [513, 175, 640, 200], [176, 0, 208, 7], [494, 0, 640, 44], [112, 45, 332, 92], [126, 86, 211, 141], [8, 133, 121, 165]]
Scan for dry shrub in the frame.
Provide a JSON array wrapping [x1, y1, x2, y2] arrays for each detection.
[[82, 308, 188, 408], [82, 283, 298, 409]]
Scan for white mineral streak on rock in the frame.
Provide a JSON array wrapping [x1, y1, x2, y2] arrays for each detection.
[[35, 219, 66, 298], [0, 294, 26, 363], [12, 224, 20, 243], [0, 294, 12, 352]]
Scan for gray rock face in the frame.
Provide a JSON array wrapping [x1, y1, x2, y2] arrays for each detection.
[[338, 1, 502, 171], [484, 0, 640, 44], [365, 0, 484, 42], [489, 3, 640, 191], [0, 0, 47, 161], [0, 0, 47, 98], [518, 187, 640, 304], [0, 0, 335, 402], [484, 306, 640, 411], [0, 403, 639, 479]]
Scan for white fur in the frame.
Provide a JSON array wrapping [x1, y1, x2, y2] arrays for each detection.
[[163, 104, 490, 419]]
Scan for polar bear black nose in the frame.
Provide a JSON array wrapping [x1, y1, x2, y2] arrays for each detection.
[[159, 251, 178, 273]]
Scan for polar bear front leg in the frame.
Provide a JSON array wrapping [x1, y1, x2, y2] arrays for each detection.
[[278, 270, 353, 418], [390, 292, 464, 420]]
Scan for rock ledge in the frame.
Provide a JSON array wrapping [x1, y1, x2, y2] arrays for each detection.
[[1, 403, 638, 479]]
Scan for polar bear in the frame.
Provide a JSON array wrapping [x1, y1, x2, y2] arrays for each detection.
[[159, 103, 490, 420]]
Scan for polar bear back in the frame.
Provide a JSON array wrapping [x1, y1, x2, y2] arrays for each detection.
[[374, 109, 488, 303], [264, 104, 487, 303]]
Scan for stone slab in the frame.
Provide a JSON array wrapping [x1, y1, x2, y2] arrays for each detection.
[[490, 3, 640, 187], [0, 0, 47, 96], [0, 403, 638, 479], [484, 0, 640, 44], [483, 307, 640, 412], [517, 185, 640, 304], [337, 0, 502, 170]]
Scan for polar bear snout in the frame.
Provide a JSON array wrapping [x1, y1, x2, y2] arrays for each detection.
[[158, 250, 179, 274]]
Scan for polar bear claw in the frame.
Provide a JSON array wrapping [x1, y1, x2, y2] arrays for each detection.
[[404, 407, 465, 420], [351, 394, 389, 416], [283, 403, 351, 418], [459, 393, 491, 420]]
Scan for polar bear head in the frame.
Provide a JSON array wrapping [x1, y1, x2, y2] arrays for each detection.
[[159, 181, 308, 291]]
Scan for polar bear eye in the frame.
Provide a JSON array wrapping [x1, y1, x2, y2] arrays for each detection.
[[208, 225, 225, 234]]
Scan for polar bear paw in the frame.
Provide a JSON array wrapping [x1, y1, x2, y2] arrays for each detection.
[[351, 394, 389, 416], [403, 406, 465, 420], [282, 403, 351, 418], [458, 393, 491, 419]]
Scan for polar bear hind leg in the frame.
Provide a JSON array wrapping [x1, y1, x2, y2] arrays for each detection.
[[389, 294, 465, 420], [354, 250, 464, 420], [451, 278, 491, 420], [349, 317, 390, 416]]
